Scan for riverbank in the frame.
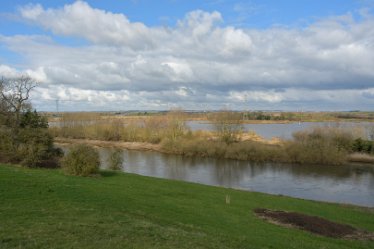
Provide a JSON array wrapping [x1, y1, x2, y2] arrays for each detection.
[[55, 137, 164, 152], [54, 133, 280, 151], [0, 164, 373, 249], [347, 153, 374, 164]]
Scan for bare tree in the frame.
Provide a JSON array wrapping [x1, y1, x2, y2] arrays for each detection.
[[167, 109, 187, 141], [0, 75, 36, 128], [209, 110, 243, 144]]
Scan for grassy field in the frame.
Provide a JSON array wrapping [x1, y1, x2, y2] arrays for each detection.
[[0, 164, 373, 249]]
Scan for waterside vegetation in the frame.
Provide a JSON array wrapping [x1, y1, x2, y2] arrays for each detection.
[[50, 111, 374, 165], [62, 144, 100, 176]]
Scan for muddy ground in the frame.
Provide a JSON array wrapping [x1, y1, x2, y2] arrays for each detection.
[[254, 208, 374, 240]]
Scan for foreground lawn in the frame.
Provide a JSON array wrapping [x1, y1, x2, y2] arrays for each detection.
[[0, 164, 373, 249]]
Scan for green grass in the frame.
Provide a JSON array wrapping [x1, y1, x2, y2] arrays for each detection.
[[0, 164, 373, 249]]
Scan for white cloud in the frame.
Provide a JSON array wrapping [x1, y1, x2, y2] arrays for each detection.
[[229, 91, 284, 103], [0, 1, 373, 110], [18, 1, 164, 49], [0, 64, 19, 77]]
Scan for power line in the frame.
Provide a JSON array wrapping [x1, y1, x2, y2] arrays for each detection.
[[39, 98, 93, 112], [55, 99, 59, 113]]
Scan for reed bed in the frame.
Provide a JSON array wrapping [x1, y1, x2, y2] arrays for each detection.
[[50, 112, 374, 165]]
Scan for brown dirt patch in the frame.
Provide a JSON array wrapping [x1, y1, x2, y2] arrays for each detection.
[[54, 137, 163, 152], [254, 208, 374, 240], [347, 153, 374, 164]]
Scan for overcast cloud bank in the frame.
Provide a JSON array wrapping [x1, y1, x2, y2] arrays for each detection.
[[0, 1, 373, 111]]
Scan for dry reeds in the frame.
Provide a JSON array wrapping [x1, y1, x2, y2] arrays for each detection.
[[50, 112, 190, 144], [50, 112, 372, 165]]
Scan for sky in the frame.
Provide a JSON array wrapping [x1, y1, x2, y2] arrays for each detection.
[[0, 0, 374, 111]]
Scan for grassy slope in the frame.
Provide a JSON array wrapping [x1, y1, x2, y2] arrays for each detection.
[[0, 164, 373, 249]]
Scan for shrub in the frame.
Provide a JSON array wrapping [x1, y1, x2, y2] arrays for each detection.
[[352, 138, 374, 154], [108, 149, 124, 170], [285, 127, 353, 165], [0, 125, 61, 167], [17, 128, 55, 167], [0, 127, 18, 162], [162, 137, 286, 163], [209, 111, 243, 144], [62, 144, 100, 176], [20, 110, 48, 129], [224, 141, 286, 162]]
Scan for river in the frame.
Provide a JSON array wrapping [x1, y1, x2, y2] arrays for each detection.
[[57, 145, 374, 207], [56, 120, 374, 207]]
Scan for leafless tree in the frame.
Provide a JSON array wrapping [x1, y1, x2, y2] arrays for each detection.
[[0, 75, 36, 128], [210, 110, 243, 144]]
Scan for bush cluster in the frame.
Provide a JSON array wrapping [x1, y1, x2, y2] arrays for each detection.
[[284, 127, 354, 165], [162, 126, 364, 165], [352, 138, 374, 154], [208, 111, 243, 144], [0, 110, 61, 167], [62, 144, 100, 176], [162, 138, 286, 163], [108, 149, 124, 170]]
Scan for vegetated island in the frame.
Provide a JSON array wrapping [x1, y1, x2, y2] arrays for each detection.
[[49, 111, 374, 165]]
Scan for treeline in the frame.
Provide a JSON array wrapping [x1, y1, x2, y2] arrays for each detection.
[[242, 111, 374, 121]]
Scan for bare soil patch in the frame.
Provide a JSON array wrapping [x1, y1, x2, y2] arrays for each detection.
[[348, 153, 374, 164], [54, 137, 163, 152], [254, 208, 374, 240]]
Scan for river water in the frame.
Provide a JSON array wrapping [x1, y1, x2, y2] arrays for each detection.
[[56, 120, 374, 207], [88, 147, 374, 207]]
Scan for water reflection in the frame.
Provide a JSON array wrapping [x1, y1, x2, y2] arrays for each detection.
[[89, 146, 374, 207]]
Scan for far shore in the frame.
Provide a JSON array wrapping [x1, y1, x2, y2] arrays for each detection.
[[48, 115, 374, 124]]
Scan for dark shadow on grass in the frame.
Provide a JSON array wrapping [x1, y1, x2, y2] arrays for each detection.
[[100, 170, 120, 177]]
